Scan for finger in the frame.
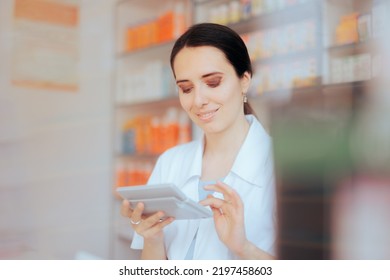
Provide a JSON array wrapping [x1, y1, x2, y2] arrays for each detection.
[[144, 217, 175, 237], [209, 204, 223, 218], [136, 211, 171, 235], [205, 181, 242, 208], [120, 200, 133, 218], [199, 195, 225, 208], [203, 182, 237, 205], [204, 181, 235, 196], [130, 202, 144, 225], [138, 210, 166, 230], [200, 194, 235, 217]]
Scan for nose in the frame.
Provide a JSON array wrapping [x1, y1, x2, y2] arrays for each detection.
[[193, 86, 209, 107]]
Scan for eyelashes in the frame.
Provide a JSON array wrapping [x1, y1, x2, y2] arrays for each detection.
[[179, 79, 222, 94], [207, 81, 220, 88], [206, 77, 222, 88], [182, 87, 193, 94]]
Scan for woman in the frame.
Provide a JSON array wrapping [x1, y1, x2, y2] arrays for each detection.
[[121, 23, 276, 260]]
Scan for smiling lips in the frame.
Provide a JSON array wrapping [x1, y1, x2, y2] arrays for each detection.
[[196, 109, 219, 122]]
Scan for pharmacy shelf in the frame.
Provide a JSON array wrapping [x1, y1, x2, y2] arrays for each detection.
[[116, 40, 175, 59], [114, 0, 192, 54], [111, 0, 194, 259], [252, 48, 319, 65], [116, 0, 171, 12], [322, 80, 372, 101], [115, 96, 180, 109], [326, 40, 376, 56], [322, 79, 371, 90], [251, 84, 322, 102], [227, 0, 322, 33], [252, 79, 373, 108]]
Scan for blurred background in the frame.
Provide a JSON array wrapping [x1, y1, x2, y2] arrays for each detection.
[[0, 0, 389, 259]]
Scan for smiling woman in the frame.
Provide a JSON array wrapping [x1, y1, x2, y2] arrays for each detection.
[[171, 23, 255, 117], [173, 46, 250, 136], [121, 23, 277, 260]]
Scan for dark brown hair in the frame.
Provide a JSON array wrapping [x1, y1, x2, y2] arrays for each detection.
[[170, 23, 255, 115]]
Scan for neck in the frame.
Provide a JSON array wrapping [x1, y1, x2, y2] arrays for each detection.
[[203, 114, 250, 158]]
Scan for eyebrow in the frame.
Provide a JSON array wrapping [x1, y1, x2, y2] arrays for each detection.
[[176, 72, 223, 84]]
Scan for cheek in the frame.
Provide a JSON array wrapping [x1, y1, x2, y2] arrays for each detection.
[[179, 95, 192, 112], [218, 81, 241, 104]]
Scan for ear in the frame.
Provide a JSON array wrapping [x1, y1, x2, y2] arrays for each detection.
[[240, 71, 251, 95]]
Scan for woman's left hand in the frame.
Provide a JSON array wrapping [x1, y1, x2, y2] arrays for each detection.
[[199, 181, 248, 256]]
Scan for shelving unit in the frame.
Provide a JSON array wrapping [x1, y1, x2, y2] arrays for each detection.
[[113, 0, 193, 190], [227, 0, 322, 33], [321, 0, 385, 85], [271, 0, 387, 260], [199, 0, 322, 102], [111, 0, 194, 259]]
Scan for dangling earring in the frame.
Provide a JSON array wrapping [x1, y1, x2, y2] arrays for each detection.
[[243, 93, 248, 103]]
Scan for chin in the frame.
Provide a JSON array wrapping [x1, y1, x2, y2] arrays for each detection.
[[201, 123, 225, 135]]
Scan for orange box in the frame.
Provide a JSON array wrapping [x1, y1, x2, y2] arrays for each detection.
[[157, 11, 174, 43], [116, 169, 127, 187], [125, 27, 136, 52], [14, 0, 79, 27], [336, 13, 359, 45]]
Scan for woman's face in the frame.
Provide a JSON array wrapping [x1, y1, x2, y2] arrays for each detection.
[[173, 46, 251, 135]]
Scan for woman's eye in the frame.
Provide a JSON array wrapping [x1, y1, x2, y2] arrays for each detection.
[[206, 79, 221, 88], [181, 87, 193, 94], [207, 82, 220, 88]]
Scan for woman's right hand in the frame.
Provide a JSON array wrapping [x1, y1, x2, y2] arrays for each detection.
[[120, 200, 174, 242]]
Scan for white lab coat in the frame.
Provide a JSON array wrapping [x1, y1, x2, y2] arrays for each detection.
[[131, 115, 276, 259]]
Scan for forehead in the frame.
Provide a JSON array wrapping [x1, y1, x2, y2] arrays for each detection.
[[173, 46, 233, 79]]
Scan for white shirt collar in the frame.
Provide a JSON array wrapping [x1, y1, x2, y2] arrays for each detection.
[[231, 115, 272, 186]]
